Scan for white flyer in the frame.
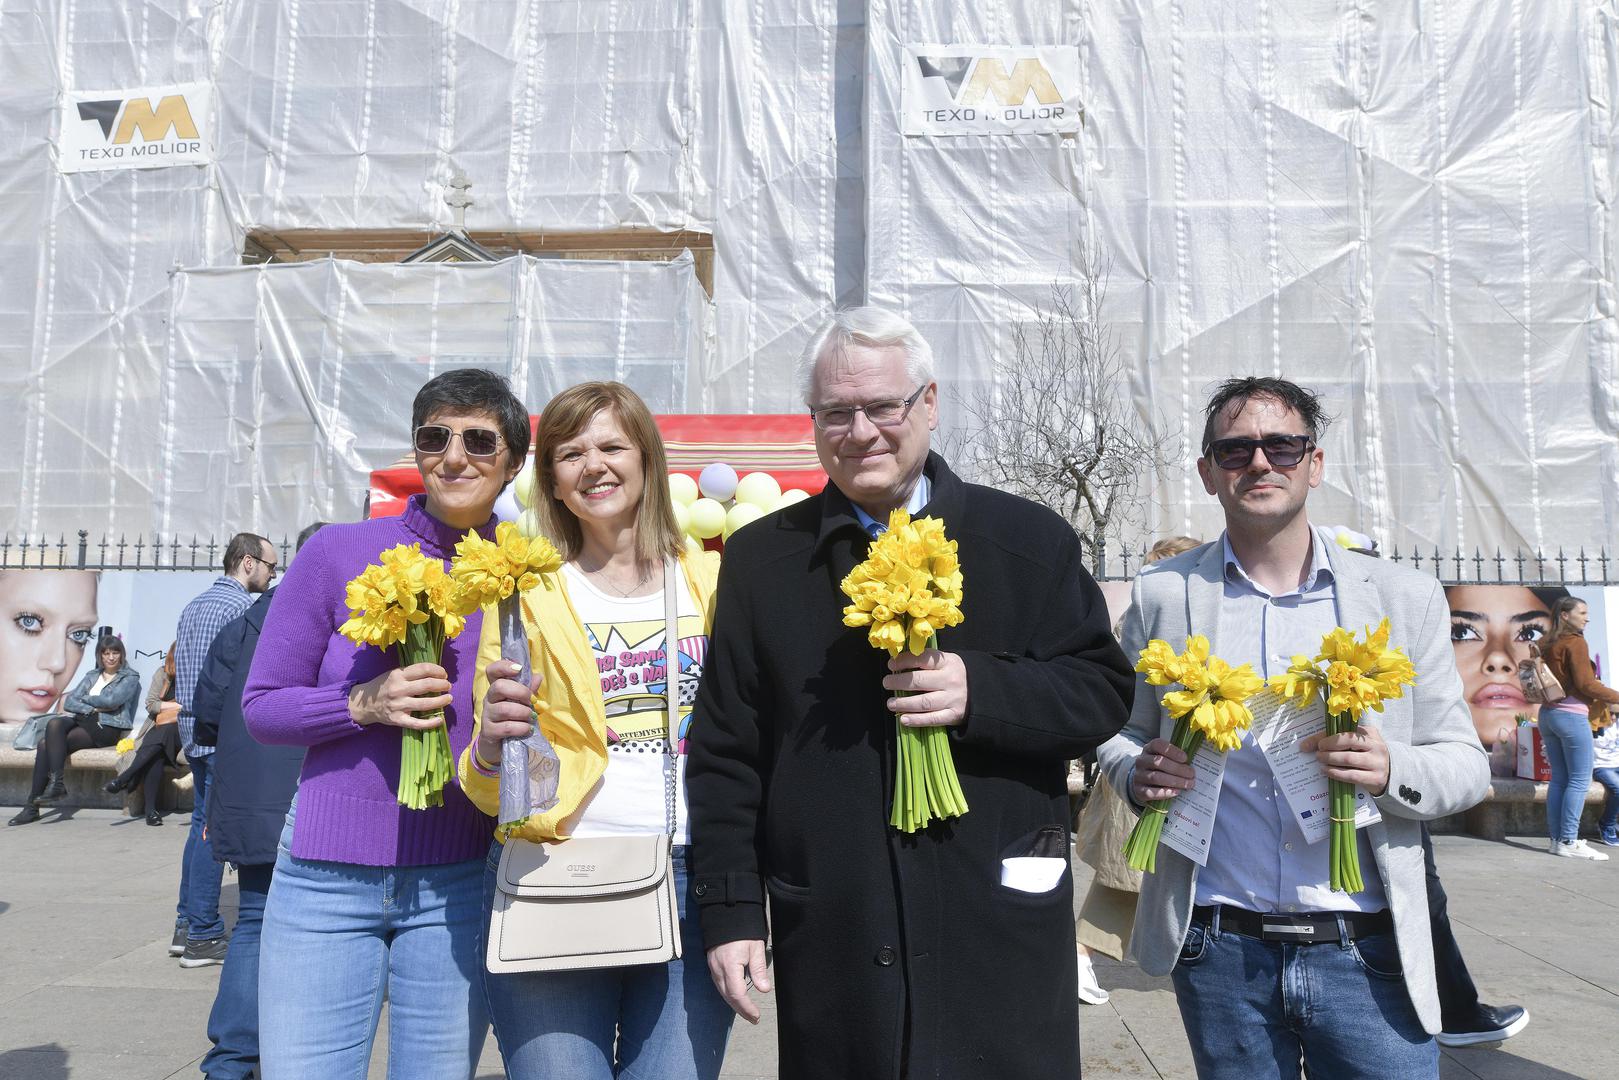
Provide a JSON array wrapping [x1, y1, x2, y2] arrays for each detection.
[[1157, 739, 1227, 867], [1251, 691, 1381, 845]]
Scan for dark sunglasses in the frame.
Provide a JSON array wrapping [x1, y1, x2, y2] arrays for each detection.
[[1204, 434, 1314, 471], [413, 425, 503, 458]]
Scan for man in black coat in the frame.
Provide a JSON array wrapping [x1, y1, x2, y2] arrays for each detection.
[[687, 308, 1134, 1080], [191, 521, 322, 1080]]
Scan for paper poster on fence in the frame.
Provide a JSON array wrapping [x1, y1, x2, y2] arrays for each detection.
[[57, 83, 213, 173], [901, 46, 1081, 136]]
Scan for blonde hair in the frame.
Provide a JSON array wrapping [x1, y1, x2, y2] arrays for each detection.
[[531, 382, 682, 570], [1146, 535, 1201, 564]]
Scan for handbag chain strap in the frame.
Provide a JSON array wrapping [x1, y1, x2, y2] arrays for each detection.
[[662, 558, 680, 839]]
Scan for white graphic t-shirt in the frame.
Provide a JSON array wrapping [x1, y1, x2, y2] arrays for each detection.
[[563, 561, 706, 842]]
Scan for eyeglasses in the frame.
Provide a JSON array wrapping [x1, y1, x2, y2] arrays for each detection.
[[1203, 434, 1315, 471], [249, 553, 278, 577], [809, 384, 928, 432], [413, 425, 504, 458]]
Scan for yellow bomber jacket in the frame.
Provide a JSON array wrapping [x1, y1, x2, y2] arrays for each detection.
[[457, 546, 721, 845]]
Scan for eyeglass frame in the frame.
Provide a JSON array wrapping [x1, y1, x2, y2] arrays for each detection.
[[808, 383, 930, 432], [246, 551, 278, 578], [412, 424, 506, 459], [1201, 433, 1316, 471]]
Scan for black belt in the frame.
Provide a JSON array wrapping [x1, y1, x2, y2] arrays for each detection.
[[1193, 904, 1393, 944]]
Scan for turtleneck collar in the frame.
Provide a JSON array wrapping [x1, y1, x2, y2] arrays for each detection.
[[399, 493, 497, 558]]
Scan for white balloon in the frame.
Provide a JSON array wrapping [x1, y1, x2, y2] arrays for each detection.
[[734, 471, 782, 510], [668, 473, 699, 507], [493, 487, 522, 524], [698, 462, 739, 502]]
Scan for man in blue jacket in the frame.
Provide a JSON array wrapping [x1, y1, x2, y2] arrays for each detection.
[[190, 522, 323, 1080]]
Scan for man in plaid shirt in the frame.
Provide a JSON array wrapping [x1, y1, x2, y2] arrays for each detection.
[[171, 532, 276, 969]]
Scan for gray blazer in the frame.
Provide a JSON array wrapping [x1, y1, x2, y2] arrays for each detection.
[[1097, 534, 1489, 1035]]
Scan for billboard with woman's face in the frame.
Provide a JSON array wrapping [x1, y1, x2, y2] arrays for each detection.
[[1445, 583, 1609, 749], [0, 570, 99, 723]]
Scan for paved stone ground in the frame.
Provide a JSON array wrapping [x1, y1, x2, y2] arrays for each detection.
[[1, 807, 1614, 1079]]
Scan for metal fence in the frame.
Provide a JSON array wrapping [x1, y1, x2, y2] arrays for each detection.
[[1080, 538, 1619, 586], [0, 531, 295, 573], [2, 530, 1616, 586]]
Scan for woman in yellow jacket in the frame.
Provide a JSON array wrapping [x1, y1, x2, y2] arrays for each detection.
[[458, 381, 732, 1080]]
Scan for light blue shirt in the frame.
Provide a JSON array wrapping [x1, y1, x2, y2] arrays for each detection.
[[852, 473, 932, 536], [1193, 526, 1390, 915]]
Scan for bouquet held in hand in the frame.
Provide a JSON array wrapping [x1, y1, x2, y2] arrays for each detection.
[[1123, 636, 1262, 873], [1270, 618, 1416, 893], [841, 509, 968, 833], [339, 542, 474, 810]]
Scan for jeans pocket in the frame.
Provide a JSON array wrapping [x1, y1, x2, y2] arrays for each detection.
[[1176, 922, 1210, 968], [1349, 931, 1404, 981]]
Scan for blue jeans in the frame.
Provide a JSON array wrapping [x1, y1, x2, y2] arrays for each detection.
[[1539, 706, 1594, 842], [258, 811, 490, 1080], [203, 861, 272, 1080], [1170, 910, 1437, 1079], [480, 842, 733, 1080], [178, 755, 224, 941], [1593, 767, 1619, 836]]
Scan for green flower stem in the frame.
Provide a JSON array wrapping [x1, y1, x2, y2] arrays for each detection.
[[1327, 710, 1364, 892], [889, 631, 970, 833], [1122, 714, 1203, 874], [396, 609, 452, 811]]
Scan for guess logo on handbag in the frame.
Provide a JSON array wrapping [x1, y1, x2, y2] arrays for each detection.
[[566, 864, 597, 876]]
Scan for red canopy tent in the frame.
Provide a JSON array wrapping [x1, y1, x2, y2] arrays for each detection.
[[368, 414, 825, 518]]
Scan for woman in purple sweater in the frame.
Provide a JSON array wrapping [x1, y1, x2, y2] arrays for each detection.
[[243, 369, 527, 1079]]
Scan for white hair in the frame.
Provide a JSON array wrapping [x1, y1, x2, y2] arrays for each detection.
[[796, 306, 936, 406]]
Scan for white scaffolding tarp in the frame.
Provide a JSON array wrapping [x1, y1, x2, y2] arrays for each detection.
[[160, 254, 710, 535], [5, 0, 1619, 557]]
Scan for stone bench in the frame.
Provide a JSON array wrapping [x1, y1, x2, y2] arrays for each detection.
[[1432, 775, 1606, 841], [0, 745, 194, 815]]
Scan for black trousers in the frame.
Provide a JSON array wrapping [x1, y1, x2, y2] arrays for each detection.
[[114, 725, 182, 816], [29, 713, 120, 800], [1423, 822, 1480, 1029]]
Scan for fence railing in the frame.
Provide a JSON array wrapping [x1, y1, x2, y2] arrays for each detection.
[[1081, 538, 1617, 586], [0, 531, 295, 573], [3, 530, 1616, 586]]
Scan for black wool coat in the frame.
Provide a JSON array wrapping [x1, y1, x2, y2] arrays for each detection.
[[193, 588, 304, 866], [688, 453, 1135, 1080]]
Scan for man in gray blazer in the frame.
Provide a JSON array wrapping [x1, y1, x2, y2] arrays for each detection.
[[1098, 377, 1488, 1079]]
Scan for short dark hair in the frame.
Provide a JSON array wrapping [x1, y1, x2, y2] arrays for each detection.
[[224, 532, 271, 574], [411, 368, 531, 467], [295, 522, 328, 553], [97, 635, 127, 665], [1201, 377, 1331, 454]]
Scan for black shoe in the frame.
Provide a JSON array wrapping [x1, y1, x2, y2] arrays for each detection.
[[105, 776, 129, 795], [8, 805, 40, 826], [34, 774, 67, 805], [1437, 1003, 1530, 1047], [179, 936, 228, 968], [145, 810, 163, 826], [169, 923, 188, 957]]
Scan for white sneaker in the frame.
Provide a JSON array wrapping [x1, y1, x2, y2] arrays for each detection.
[[1553, 839, 1610, 861], [1548, 838, 1562, 856], [1076, 947, 1110, 1005]]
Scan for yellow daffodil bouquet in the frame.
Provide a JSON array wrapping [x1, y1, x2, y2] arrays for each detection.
[[450, 521, 563, 828], [1269, 618, 1416, 892], [1124, 636, 1263, 873], [339, 542, 475, 810], [840, 510, 968, 833]]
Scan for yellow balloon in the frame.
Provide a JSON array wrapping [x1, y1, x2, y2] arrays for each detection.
[[516, 508, 544, 539], [688, 498, 726, 540], [672, 501, 691, 535], [734, 471, 782, 510], [724, 502, 766, 540], [777, 488, 811, 508], [669, 473, 699, 507], [513, 459, 538, 509]]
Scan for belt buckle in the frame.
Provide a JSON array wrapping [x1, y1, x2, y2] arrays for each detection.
[[1260, 919, 1318, 940]]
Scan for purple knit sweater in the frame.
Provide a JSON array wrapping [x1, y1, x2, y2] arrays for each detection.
[[242, 496, 495, 866]]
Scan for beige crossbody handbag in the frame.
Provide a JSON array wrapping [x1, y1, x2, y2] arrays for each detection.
[[485, 559, 684, 973]]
